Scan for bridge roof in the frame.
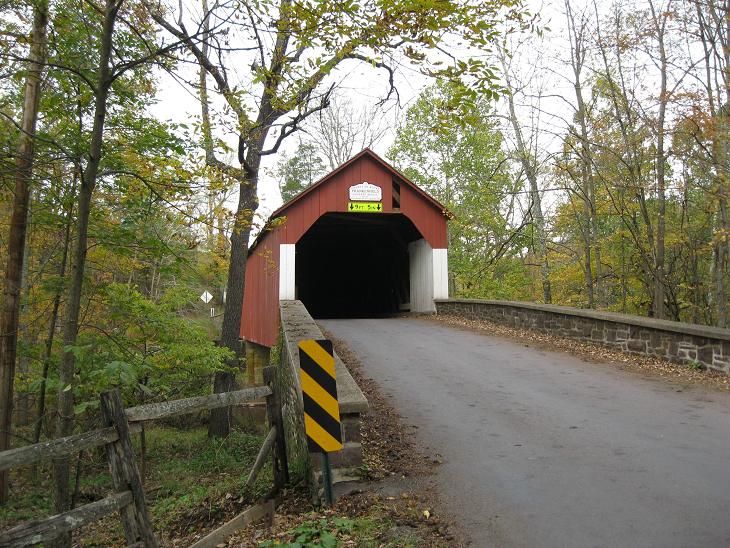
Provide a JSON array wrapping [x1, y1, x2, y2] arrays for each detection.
[[270, 148, 451, 220], [249, 148, 451, 254], [242, 148, 451, 347]]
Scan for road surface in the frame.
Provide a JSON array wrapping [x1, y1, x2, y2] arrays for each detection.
[[320, 317, 730, 548]]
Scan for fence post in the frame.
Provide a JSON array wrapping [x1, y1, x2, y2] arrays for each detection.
[[263, 367, 288, 490], [100, 389, 158, 547]]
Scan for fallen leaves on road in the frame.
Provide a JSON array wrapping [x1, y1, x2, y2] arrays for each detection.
[[328, 331, 434, 480], [429, 314, 730, 392], [222, 331, 466, 547]]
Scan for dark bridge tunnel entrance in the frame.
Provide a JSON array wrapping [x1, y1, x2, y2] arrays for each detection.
[[296, 212, 423, 318], [241, 149, 449, 347]]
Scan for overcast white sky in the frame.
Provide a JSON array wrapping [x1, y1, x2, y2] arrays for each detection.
[[146, 0, 583, 226], [148, 44, 431, 220]]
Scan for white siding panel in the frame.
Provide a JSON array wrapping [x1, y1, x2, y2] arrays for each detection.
[[409, 239, 434, 312], [432, 248, 449, 300], [279, 244, 296, 300]]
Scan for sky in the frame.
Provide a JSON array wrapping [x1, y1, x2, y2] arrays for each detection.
[[146, 0, 586, 228], [148, 44, 427, 221]]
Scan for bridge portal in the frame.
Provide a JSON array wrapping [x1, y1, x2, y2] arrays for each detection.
[[241, 149, 450, 347]]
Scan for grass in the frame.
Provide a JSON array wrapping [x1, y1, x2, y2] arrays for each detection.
[[144, 426, 270, 532], [255, 502, 427, 548], [0, 485, 53, 525], [258, 514, 421, 548], [1, 423, 270, 546]]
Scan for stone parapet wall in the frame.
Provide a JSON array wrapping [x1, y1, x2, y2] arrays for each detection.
[[278, 300, 369, 501], [272, 331, 309, 483], [435, 299, 730, 374]]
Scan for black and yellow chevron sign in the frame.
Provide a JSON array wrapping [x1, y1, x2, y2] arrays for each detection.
[[298, 339, 343, 453]]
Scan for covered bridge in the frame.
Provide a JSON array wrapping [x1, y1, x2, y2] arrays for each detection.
[[241, 149, 450, 348]]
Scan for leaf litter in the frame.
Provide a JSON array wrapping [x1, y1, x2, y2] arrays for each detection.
[[223, 330, 466, 547], [429, 314, 730, 392]]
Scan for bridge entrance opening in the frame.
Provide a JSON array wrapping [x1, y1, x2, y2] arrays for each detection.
[[296, 212, 422, 318]]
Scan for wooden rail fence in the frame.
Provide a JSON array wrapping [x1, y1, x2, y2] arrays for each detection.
[[0, 367, 287, 547]]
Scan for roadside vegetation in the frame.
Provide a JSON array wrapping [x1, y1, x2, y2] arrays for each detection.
[[0, 424, 272, 545], [2, 0, 730, 544], [230, 332, 462, 547]]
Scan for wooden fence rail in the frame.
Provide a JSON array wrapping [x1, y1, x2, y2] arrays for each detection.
[[0, 377, 285, 548], [125, 386, 272, 422], [0, 426, 122, 473], [1, 491, 133, 548]]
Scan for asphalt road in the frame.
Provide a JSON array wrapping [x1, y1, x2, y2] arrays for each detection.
[[320, 317, 730, 548]]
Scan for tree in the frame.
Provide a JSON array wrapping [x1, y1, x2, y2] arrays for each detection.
[[498, 41, 553, 303], [21, 0, 190, 534], [0, 0, 48, 505], [149, 0, 529, 437], [275, 140, 326, 203], [561, 0, 602, 308], [307, 93, 389, 170], [389, 81, 529, 298], [645, 0, 672, 319], [688, 0, 730, 326], [51, 0, 127, 528]]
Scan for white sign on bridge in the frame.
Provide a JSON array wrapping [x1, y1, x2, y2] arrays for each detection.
[[349, 182, 382, 202]]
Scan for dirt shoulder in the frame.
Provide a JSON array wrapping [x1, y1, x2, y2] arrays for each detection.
[[227, 330, 467, 547], [427, 314, 730, 393]]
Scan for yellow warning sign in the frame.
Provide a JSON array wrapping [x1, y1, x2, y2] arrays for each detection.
[[298, 339, 343, 453], [348, 201, 383, 212]]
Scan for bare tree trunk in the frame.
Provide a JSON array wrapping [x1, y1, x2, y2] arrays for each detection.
[[209, 170, 257, 437], [693, 0, 729, 326], [501, 67, 552, 303], [648, 0, 670, 320], [0, 0, 48, 505], [15, 195, 33, 429], [195, 0, 241, 436], [715, 149, 729, 327], [53, 0, 120, 540], [566, 0, 599, 308], [718, 0, 730, 327], [718, 0, 730, 326], [34, 181, 73, 444], [592, 0, 659, 312], [149, 0, 364, 437]]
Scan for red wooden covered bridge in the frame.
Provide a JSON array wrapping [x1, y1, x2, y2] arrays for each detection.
[[241, 149, 450, 349]]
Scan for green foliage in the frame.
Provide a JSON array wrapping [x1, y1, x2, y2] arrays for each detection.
[[260, 516, 356, 548], [67, 284, 233, 412], [688, 361, 704, 371], [275, 141, 326, 203], [389, 81, 531, 299], [0, 0, 234, 430], [0, 426, 270, 538], [548, 54, 728, 322], [147, 427, 271, 528]]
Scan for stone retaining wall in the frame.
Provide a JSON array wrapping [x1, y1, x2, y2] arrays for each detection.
[[435, 299, 730, 374], [277, 300, 368, 501]]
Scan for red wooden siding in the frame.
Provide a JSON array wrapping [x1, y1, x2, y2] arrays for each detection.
[[399, 182, 448, 248], [241, 149, 449, 347], [241, 229, 282, 347]]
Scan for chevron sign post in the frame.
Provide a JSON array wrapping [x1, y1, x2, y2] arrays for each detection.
[[298, 339, 341, 504]]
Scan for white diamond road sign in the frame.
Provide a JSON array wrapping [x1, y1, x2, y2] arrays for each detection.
[[200, 290, 213, 304]]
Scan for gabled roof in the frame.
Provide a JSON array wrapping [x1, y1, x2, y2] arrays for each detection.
[[249, 148, 451, 253], [271, 148, 451, 218]]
